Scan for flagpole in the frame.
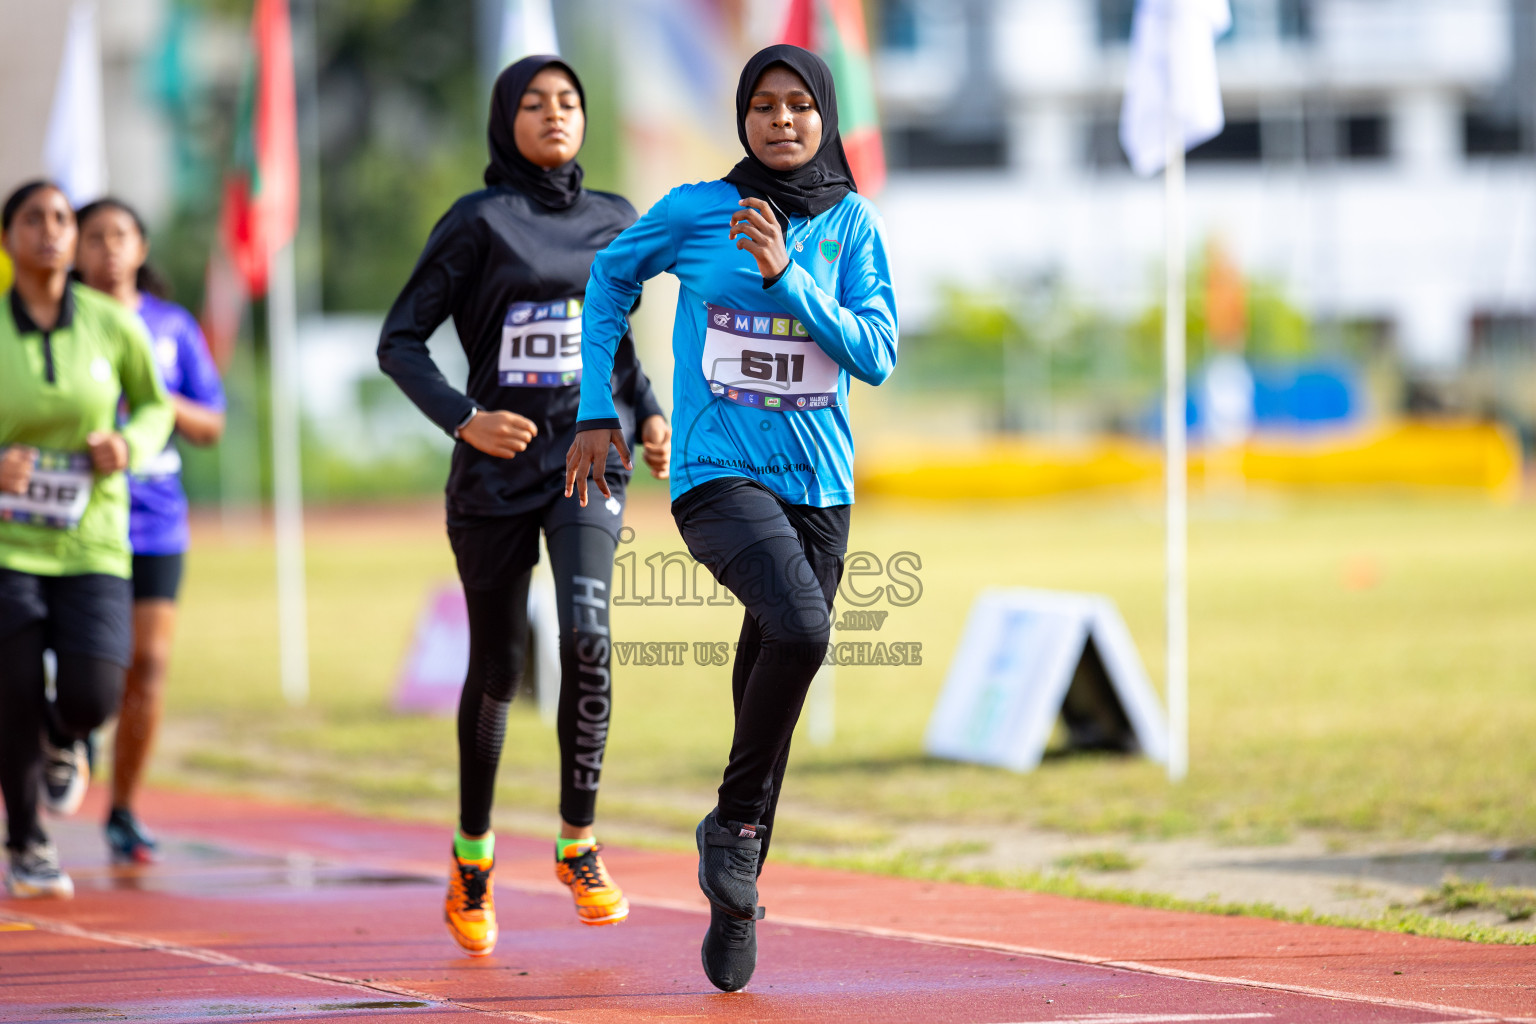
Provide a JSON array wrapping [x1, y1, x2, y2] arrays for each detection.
[[268, 241, 310, 707], [1164, 28, 1189, 783]]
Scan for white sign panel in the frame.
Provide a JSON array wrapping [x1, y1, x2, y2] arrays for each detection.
[[925, 589, 1168, 772]]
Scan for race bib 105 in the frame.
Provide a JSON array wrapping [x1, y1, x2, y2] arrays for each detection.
[[499, 298, 583, 388], [701, 303, 840, 411], [0, 449, 93, 530]]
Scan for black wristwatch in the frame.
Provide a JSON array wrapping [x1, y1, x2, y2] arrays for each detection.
[[453, 406, 481, 440]]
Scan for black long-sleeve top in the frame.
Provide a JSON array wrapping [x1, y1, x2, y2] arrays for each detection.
[[378, 185, 664, 521]]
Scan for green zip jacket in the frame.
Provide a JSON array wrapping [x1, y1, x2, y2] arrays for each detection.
[[0, 282, 174, 578]]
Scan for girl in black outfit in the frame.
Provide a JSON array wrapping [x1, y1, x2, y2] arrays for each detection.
[[378, 55, 668, 957]]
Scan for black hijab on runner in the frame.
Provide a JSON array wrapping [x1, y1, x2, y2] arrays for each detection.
[[723, 44, 855, 221], [484, 55, 586, 210]]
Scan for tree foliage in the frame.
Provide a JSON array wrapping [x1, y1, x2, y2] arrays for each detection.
[[163, 0, 484, 311], [904, 252, 1317, 432]]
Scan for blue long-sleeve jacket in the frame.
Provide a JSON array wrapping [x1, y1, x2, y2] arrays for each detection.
[[577, 180, 897, 506]]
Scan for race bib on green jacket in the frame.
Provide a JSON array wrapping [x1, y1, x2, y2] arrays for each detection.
[[0, 449, 93, 530]]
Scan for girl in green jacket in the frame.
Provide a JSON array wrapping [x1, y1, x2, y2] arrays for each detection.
[[0, 180, 173, 898]]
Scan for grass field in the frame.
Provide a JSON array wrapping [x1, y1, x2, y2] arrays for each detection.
[[157, 488, 1535, 858]]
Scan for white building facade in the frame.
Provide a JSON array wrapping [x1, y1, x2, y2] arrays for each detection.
[[874, 0, 1536, 369]]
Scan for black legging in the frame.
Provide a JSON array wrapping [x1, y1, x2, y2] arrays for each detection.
[[457, 522, 617, 836], [670, 479, 847, 870], [0, 622, 124, 852], [712, 534, 841, 865]]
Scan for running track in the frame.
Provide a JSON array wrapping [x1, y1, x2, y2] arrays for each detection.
[[2, 789, 1531, 1024]]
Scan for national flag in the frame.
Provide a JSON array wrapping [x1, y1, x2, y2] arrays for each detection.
[[219, 0, 299, 297], [498, 0, 560, 66], [44, 0, 108, 206], [1119, 0, 1232, 177], [779, 0, 886, 195]]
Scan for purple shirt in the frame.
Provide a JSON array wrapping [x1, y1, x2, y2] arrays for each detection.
[[127, 294, 225, 556]]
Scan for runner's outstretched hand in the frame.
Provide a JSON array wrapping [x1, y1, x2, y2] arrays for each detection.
[[460, 410, 538, 459], [641, 415, 671, 480], [0, 446, 35, 494], [565, 428, 632, 506], [86, 432, 130, 475], [729, 198, 789, 280]]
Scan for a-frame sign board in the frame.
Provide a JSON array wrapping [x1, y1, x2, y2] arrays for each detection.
[[924, 589, 1168, 772], [393, 571, 560, 721]]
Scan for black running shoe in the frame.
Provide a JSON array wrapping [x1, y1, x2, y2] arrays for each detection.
[[40, 735, 88, 817], [105, 807, 158, 865], [696, 810, 763, 921], [701, 902, 763, 992]]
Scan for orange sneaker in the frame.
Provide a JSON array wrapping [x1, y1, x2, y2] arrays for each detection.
[[444, 850, 497, 956], [555, 842, 630, 926]]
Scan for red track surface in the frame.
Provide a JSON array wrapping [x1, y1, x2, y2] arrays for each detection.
[[2, 788, 1531, 1024]]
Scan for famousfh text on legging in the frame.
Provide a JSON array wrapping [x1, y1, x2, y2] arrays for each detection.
[[571, 574, 611, 793]]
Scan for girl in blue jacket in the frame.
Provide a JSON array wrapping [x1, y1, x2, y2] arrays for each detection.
[[565, 44, 897, 991]]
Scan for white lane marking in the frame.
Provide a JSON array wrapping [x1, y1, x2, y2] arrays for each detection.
[[995, 1020, 1503, 1024], [78, 830, 1535, 1024], [991, 1017, 1508, 1024], [1100, 960, 1532, 1024], [734, 911, 1534, 1024], [0, 909, 559, 1023], [331, 863, 1534, 1024], [991, 1015, 1273, 1024]]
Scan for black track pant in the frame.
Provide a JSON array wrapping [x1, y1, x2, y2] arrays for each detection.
[[454, 522, 618, 836], [673, 478, 849, 868], [0, 622, 124, 851]]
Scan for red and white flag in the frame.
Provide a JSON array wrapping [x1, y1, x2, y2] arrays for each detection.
[[778, 0, 885, 196], [201, 0, 300, 362], [218, 0, 299, 297]]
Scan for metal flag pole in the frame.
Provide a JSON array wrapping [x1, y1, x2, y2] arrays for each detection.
[[1163, 13, 1189, 782], [268, 240, 310, 706]]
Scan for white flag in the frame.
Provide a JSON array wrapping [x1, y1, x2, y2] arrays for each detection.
[[498, 0, 560, 66], [44, 0, 108, 205], [1118, 0, 1231, 177]]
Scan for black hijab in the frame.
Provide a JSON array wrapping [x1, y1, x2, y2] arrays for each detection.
[[723, 44, 856, 222], [484, 55, 586, 210]]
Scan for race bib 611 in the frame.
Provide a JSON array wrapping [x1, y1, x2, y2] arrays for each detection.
[[499, 298, 583, 388], [701, 302, 840, 411]]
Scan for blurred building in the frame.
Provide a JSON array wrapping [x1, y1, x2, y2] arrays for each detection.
[[874, 0, 1536, 370], [0, 4, 69, 196], [0, 0, 178, 224]]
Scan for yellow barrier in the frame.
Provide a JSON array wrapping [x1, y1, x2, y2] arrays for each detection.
[[856, 421, 1523, 500], [858, 437, 1160, 499], [1241, 421, 1522, 498]]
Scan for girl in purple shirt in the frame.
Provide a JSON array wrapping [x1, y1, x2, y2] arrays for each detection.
[[75, 198, 225, 863]]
